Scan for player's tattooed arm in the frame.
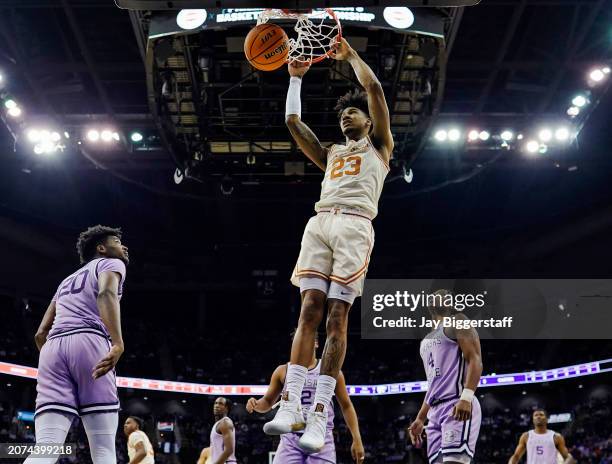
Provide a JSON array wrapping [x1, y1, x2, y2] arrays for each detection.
[[335, 371, 365, 462], [246, 364, 285, 414], [554, 434, 576, 464], [333, 38, 394, 162], [213, 419, 235, 464], [286, 115, 329, 171], [35, 300, 56, 350], [508, 432, 528, 464]]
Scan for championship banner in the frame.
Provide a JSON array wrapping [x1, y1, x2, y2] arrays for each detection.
[[149, 7, 445, 39]]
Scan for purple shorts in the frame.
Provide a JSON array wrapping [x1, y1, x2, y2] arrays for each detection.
[[426, 398, 481, 463], [35, 332, 120, 417], [273, 432, 336, 464]]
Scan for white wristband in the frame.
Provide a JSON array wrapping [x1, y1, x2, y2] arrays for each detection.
[[460, 388, 475, 402], [285, 76, 302, 119]]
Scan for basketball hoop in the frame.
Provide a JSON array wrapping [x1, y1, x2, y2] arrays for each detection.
[[256, 8, 342, 65]]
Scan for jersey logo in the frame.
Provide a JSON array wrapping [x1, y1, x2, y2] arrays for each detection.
[[330, 155, 362, 179]]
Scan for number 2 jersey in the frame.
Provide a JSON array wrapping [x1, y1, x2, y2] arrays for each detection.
[[419, 326, 468, 407], [48, 258, 127, 340], [315, 136, 389, 219]]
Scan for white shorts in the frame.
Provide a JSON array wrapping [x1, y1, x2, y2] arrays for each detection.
[[290, 208, 374, 296]]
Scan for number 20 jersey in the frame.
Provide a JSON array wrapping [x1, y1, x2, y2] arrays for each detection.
[[48, 257, 127, 340], [315, 136, 389, 219]]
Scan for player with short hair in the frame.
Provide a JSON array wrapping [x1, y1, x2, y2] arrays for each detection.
[[264, 37, 394, 453], [124, 416, 155, 464], [210, 397, 237, 464], [508, 409, 576, 464], [24, 225, 129, 464], [247, 332, 364, 463], [408, 289, 484, 464]]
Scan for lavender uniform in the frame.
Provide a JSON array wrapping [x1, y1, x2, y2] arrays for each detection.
[[210, 417, 237, 463], [526, 430, 559, 464], [273, 361, 336, 464], [35, 258, 126, 418], [419, 326, 481, 464]]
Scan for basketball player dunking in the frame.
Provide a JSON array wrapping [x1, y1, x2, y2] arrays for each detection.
[[508, 409, 576, 464], [247, 332, 364, 463], [26, 225, 129, 464], [408, 290, 484, 464], [210, 397, 237, 464], [263, 37, 394, 453]]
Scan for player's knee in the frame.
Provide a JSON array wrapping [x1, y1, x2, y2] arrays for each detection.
[[299, 294, 325, 329], [326, 303, 350, 335]]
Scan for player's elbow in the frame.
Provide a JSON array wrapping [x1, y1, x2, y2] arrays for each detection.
[[97, 289, 118, 301], [285, 114, 301, 126]]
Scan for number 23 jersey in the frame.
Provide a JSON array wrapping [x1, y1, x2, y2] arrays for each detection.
[[315, 136, 389, 219]]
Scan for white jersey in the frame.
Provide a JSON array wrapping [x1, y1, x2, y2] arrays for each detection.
[[127, 430, 155, 464], [526, 430, 558, 464], [315, 136, 389, 219]]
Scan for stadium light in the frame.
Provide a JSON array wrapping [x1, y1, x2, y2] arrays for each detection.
[[7, 106, 22, 117], [567, 106, 580, 117], [467, 130, 479, 142], [479, 130, 490, 141], [87, 129, 100, 142], [434, 129, 448, 142], [571, 95, 588, 108], [538, 128, 552, 143], [603, 66, 611, 74], [555, 127, 570, 142], [589, 68, 605, 83], [130, 132, 144, 143], [501, 130, 514, 141], [525, 140, 539, 154], [27, 129, 40, 143], [100, 130, 113, 142], [4, 99, 17, 109], [448, 128, 461, 142]]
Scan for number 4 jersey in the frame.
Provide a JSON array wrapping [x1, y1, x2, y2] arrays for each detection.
[[315, 136, 389, 219], [48, 258, 127, 340]]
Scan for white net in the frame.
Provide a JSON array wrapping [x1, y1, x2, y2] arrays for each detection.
[[257, 9, 341, 64]]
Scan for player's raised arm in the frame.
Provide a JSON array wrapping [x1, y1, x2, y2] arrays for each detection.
[[34, 300, 56, 350], [246, 364, 285, 414], [335, 371, 364, 462], [333, 38, 394, 162], [450, 316, 483, 422], [508, 432, 528, 464], [93, 270, 124, 379], [554, 433, 576, 464], [285, 61, 329, 171], [213, 419, 235, 464]]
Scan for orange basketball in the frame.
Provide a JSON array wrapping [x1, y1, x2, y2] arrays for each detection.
[[244, 23, 289, 72]]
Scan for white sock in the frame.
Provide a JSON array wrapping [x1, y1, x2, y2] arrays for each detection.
[[81, 412, 118, 464], [313, 375, 336, 414], [23, 411, 73, 464], [285, 364, 308, 403]]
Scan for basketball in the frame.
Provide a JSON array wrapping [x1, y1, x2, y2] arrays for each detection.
[[244, 23, 289, 72]]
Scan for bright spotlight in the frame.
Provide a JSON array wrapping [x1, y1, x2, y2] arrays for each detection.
[[51, 132, 61, 142], [112, 132, 120, 141], [39, 141, 56, 154], [130, 132, 143, 143], [501, 130, 514, 141], [555, 127, 570, 142], [448, 128, 461, 142], [572, 95, 587, 107], [525, 140, 539, 153], [101, 130, 113, 142], [33, 145, 44, 155], [603, 67, 611, 74], [7, 106, 22, 117], [538, 129, 552, 143], [468, 130, 479, 142], [27, 129, 41, 143], [567, 106, 580, 117], [434, 130, 448, 142], [479, 131, 490, 141], [40, 130, 51, 141], [517, 134, 524, 140], [4, 99, 17, 109], [64, 131, 70, 139], [589, 69, 605, 82], [87, 130, 100, 142]]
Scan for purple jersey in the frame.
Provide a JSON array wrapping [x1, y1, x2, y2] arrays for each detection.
[[210, 418, 237, 463], [526, 430, 558, 464], [419, 326, 467, 406], [48, 258, 126, 340], [283, 361, 335, 433]]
